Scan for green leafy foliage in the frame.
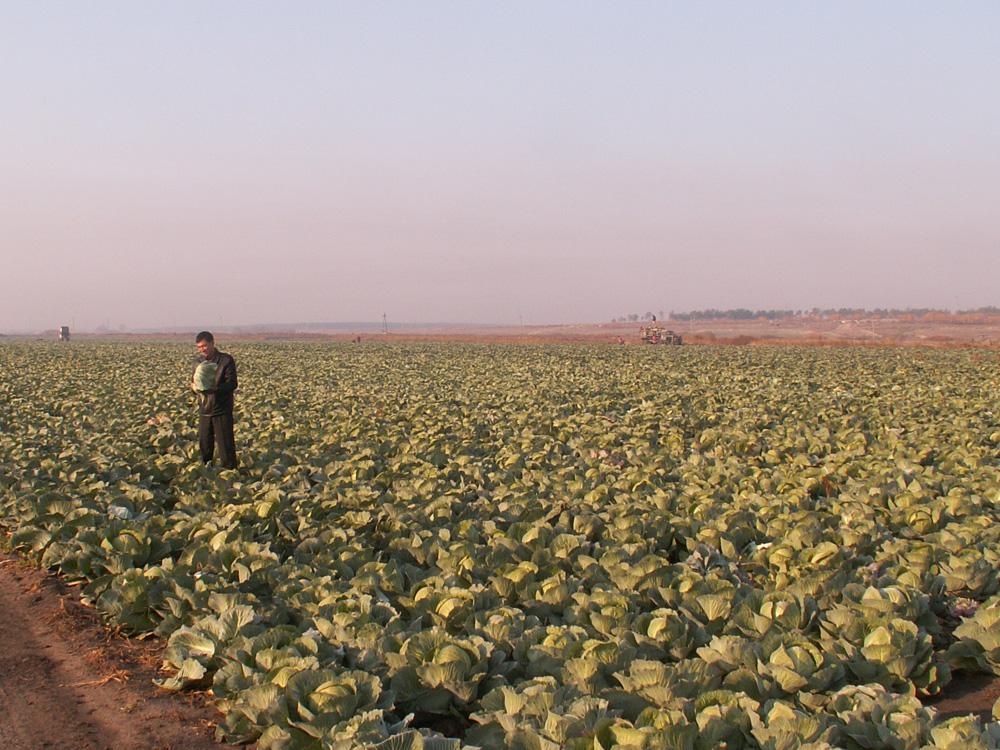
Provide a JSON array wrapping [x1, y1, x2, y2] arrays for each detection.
[[949, 597, 1000, 675], [3, 341, 1000, 747]]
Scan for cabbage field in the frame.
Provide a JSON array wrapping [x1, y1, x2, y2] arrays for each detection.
[[3, 340, 1000, 750]]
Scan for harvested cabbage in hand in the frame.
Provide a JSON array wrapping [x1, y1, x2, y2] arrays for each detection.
[[192, 361, 217, 392]]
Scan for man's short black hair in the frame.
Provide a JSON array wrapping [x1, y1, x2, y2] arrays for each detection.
[[196, 331, 215, 344]]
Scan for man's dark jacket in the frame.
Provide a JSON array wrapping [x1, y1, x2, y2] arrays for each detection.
[[195, 351, 238, 416]]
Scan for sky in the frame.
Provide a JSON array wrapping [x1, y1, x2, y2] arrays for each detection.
[[2, 1, 999, 331]]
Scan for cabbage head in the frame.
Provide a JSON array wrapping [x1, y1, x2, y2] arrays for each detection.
[[193, 361, 218, 391], [948, 599, 1000, 675]]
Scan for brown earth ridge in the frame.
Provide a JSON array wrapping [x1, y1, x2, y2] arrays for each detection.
[[33, 315, 1000, 347], [0, 554, 226, 750]]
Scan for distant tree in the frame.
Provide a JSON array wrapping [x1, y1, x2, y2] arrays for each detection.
[[627, 313, 639, 322]]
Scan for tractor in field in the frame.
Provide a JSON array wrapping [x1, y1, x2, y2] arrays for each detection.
[[639, 323, 682, 345]]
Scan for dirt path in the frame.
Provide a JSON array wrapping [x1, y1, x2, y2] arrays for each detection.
[[0, 555, 227, 750]]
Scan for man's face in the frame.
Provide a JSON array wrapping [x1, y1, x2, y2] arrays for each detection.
[[197, 339, 216, 359]]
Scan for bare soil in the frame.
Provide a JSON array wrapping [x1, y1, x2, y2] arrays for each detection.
[[51, 316, 1000, 347], [926, 671, 1000, 722], [0, 554, 227, 750]]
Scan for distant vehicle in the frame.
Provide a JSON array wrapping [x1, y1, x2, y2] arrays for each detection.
[[59, 326, 70, 342], [639, 324, 682, 345]]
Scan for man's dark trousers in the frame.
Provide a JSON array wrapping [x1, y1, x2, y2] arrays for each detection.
[[200, 412, 238, 469]]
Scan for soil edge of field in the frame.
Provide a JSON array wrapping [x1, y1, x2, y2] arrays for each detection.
[[0, 551, 230, 750]]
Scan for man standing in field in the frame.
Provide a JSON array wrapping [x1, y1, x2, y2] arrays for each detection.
[[192, 331, 239, 469]]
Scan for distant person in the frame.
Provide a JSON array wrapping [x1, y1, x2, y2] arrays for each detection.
[[191, 331, 238, 469]]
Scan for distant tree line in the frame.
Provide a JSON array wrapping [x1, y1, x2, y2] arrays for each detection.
[[612, 311, 667, 323], [611, 306, 1000, 323], [668, 309, 797, 321]]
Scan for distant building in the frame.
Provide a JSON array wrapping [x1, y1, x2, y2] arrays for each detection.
[[59, 326, 70, 341]]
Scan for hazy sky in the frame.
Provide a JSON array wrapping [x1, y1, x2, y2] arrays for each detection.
[[3, 1, 999, 331]]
